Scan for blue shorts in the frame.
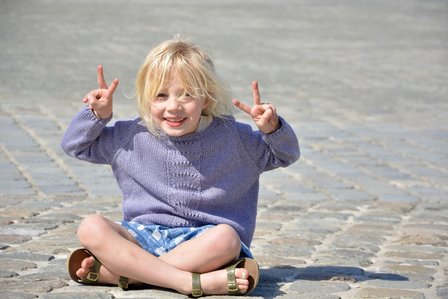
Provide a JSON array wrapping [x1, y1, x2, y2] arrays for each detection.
[[120, 221, 253, 258]]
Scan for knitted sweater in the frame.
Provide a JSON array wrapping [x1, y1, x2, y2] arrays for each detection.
[[61, 108, 300, 246]]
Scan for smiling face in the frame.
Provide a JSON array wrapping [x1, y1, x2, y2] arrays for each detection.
[[150, 73, 208, 137]]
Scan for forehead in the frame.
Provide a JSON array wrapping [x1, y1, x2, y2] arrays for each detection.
[[160, 72, 186, 90]]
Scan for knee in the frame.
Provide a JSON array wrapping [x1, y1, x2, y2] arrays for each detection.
[[208, 224, 241, 258], [77, 214, 109, 249]]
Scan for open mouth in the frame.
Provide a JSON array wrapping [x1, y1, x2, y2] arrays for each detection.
[[164, 117, 187, 127]]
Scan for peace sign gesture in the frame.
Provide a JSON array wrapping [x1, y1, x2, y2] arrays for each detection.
[[82, 65, 119, 119], [233, 81, 280, 134]]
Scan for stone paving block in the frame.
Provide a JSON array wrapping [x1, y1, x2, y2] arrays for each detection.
[[274, 295, 340, 299], [111, 288, 188, 299], [0, 234, 32, 245], [0, 276, 68, 294], [362, 279, 430, 290], [15, 198, 63, 213], [331, 236, 382, 254], [0, 259, 37, 272], [355, 287, 425, 299], [287, 280, 351, 294], [437, 283, 448, 298], [384, 250, 444, 260], [313, 249, 375, 268], [394, 232, 448, 246], [377, 193, 419, 203], [2, 293, 37, 299], [258, 244, 314, 260], [329, 189, 376, 202], [0, 252, 55, 262], [40, 293, 113, 299], [381, 264, 437, 277], [0, 269, 18, 278], [255, 255, 306, 268], [0, 208, 37, 222], [355, 214, 402, 225], [0, 224, 48, 237]]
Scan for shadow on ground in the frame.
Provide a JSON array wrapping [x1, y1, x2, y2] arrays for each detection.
[[251, 265, 408, 298]]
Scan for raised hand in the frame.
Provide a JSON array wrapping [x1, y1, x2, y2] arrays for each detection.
[[233, 81, 280, 134], [82, 65, 118, 119]]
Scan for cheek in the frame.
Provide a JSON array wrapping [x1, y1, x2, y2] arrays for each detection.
[[149, 105, 163, 122]]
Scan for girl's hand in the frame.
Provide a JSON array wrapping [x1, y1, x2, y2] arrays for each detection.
[[82, 65, 118, 119], [233, 81, 280, 134]]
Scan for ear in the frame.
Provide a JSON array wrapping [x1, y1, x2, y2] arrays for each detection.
[[202, 98, 212, 116], [203, 97, 210, 108]]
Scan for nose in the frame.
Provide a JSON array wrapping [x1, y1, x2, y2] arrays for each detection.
[[166, 96, 182, 111]]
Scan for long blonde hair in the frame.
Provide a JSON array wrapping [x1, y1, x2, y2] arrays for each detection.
[[135, 36, 233, 135]]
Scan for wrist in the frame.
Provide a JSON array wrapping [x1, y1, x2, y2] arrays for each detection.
[[261, 119, 281, 134], [91, 109, 112, 120]]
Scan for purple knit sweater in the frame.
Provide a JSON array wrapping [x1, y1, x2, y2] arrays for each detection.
[[61, 108, 300, 246]]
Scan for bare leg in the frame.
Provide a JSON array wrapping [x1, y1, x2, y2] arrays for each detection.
[[75, 214, 250, 295], [160, 224, 242, 272], [76, 214, 191, 293]]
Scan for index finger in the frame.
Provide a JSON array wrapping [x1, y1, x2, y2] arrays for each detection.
[[232, 98, 252, 115], [252, 81, 261, 105], [108, 78, 119, 95], [97, 64, 108, 89]]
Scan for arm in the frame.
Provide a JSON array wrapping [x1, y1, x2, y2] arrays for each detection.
[[260, 117, 300, 170], [233, 81, 300, 171], [60, 65, 119, 164]]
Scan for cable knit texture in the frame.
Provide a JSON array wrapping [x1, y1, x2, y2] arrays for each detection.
[[61, 107, 300, 246]]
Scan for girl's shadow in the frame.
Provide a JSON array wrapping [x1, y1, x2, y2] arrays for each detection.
[[251, 265, 408, 298]]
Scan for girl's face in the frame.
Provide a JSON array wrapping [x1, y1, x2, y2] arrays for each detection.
[[150, 74, 208, 137]]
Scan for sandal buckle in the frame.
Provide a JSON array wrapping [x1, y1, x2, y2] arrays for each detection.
[[86, 272, 99, 282], [228, 281, 239, 292], [192, 273, 203, 297], [192, 288, 203, 297], [118, 276, 129, 290]]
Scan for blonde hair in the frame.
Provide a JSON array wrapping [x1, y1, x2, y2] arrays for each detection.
[[135, 36, 234, 135]]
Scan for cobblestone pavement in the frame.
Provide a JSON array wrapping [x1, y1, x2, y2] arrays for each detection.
[[1, 0, 447, 298]]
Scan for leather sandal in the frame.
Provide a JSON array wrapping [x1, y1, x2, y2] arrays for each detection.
[[191, 258, 260, 297], [67, 248, 129, 290]]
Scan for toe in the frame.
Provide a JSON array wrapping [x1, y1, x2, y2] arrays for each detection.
[[81, 256, 95, 269], [235, 268, 250, 293], [76, 267, 87, 280], [236, 278, 249, 293]]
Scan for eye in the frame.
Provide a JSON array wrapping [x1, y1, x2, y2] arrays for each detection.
[[155, 93, 168, 101]]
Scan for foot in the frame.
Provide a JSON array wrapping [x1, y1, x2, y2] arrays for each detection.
[[76, 255, 125, 286], [195, 267, 250, 295], [76, 255, 251, 295]]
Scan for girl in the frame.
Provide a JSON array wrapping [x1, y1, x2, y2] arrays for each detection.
[[62, 37, 300, 297]]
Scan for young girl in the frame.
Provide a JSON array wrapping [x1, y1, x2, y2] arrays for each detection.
[[62, 37, 300, 297]]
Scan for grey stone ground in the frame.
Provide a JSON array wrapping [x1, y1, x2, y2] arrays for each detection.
[[1, 0, 447, 298]]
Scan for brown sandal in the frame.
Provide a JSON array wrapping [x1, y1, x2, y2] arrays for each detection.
[[191, 258, 260, 297], [67, 248, 129, 290]]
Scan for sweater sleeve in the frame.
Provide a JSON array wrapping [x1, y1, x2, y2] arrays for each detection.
[[60, 107, 117, 165], [237, 116, 300, 172]]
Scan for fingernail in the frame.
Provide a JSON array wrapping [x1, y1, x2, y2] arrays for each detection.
[[242, 272, 247, 279]]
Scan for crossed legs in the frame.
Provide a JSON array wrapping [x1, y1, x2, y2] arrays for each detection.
[[74, 214, 250, 295]]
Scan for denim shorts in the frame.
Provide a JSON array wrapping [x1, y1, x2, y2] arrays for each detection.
[[120, 221, 253, 258]]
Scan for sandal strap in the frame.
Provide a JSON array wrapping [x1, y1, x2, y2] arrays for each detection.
[[226, 261, 241, 295], [118, 276, 129, 290], [191, 273, 203, 297], [85, 255, 101, 282]]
